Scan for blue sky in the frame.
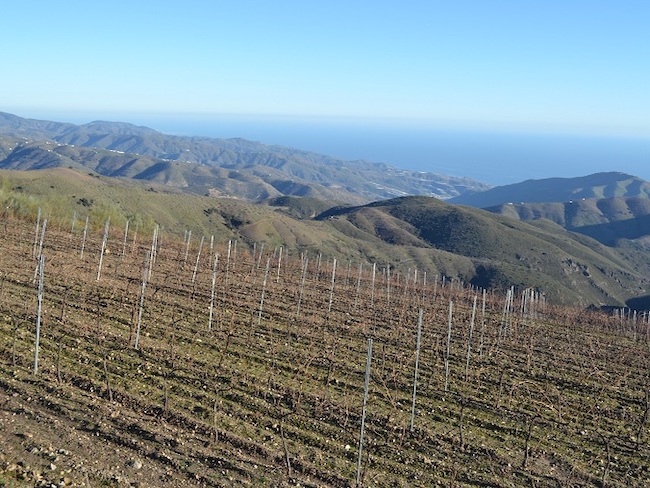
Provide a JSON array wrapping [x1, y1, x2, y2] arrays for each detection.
[[3, 1, 650, 138]]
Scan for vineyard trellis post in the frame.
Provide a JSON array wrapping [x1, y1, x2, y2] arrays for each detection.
[[80, 216, 89, 259], [479, 288, 487, 357], [410, 308, 423, 431], [257, 257, 271, 325], [32, 207, 41, 259], [131, 222, 139, 255], [276, 246, 283, 283], [296, 257, 308, 319], [370, 263, 376, 308], [445, 300, 453, 392], [122, 219, 129, 257], [134, 250, 151, 350], [356, 337, 373, 487], [208, 253, 219, 330], [96, 219, 110, 281], [33, 254, 44, 375], [191, 236, 204, 285], [354, 263, 363, 310], [33, 219, 47, 282], [183, 229, 192, 264], [465, 295, 477, 381], [327, 258, 337, 315]]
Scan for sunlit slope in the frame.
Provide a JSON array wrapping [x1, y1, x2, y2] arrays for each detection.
[[487, 197, 650, 246], [2, 169, 648, 306], [317, 196, 649, 305]]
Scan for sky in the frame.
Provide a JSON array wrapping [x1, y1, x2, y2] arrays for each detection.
[[2, 1, 649, 134], [2, 1, 650, 184]]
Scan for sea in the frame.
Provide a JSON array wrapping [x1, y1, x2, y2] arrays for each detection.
[[32, 111, 650, 186]]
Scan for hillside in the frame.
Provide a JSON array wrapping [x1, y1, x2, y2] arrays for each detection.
[[2, 168, 648, 308], [486, 197, 650, 246], [317, 196, 650, 306], [0, 111, 490, 202], [449, 172, 650, 208], [2, 207, 650, 486]]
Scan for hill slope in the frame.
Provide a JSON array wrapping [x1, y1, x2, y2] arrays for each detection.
[[2, 213, 650, 486], [487, 197, 650, 246], [2, 168, 649, 306], [317, 196, 650, 305]]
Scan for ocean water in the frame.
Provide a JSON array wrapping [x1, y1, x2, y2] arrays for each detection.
[[50, 112, 650, 186]]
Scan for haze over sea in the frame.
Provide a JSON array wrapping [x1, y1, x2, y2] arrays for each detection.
[[133, 114, 650, 187]]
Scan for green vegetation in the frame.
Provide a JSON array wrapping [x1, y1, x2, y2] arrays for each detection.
[[318, 196, 650, 306], [2, 169, 650, 307]]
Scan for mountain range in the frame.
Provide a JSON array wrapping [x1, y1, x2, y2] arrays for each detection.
[[0, 111, 488, 203], [2, 110, 650, 308], [449, 172, 650, 207]]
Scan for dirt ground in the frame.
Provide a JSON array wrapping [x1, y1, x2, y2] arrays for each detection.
[[0, 370, 209, 488]]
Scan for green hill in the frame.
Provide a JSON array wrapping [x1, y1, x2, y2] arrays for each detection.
[[2, 169, 649, 307], [317, 196, 650, 305], [487, 197, 650, 246]]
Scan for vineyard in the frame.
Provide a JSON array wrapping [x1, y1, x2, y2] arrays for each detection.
[[1, 213, 650, 487]]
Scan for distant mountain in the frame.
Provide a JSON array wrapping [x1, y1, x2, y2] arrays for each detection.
[[0, 111, 490, 202], [449, 172, 650, 208], [485, 197, 650, 246]]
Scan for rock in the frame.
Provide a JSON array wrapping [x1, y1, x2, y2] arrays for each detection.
[[128, 459, 143, 470]]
